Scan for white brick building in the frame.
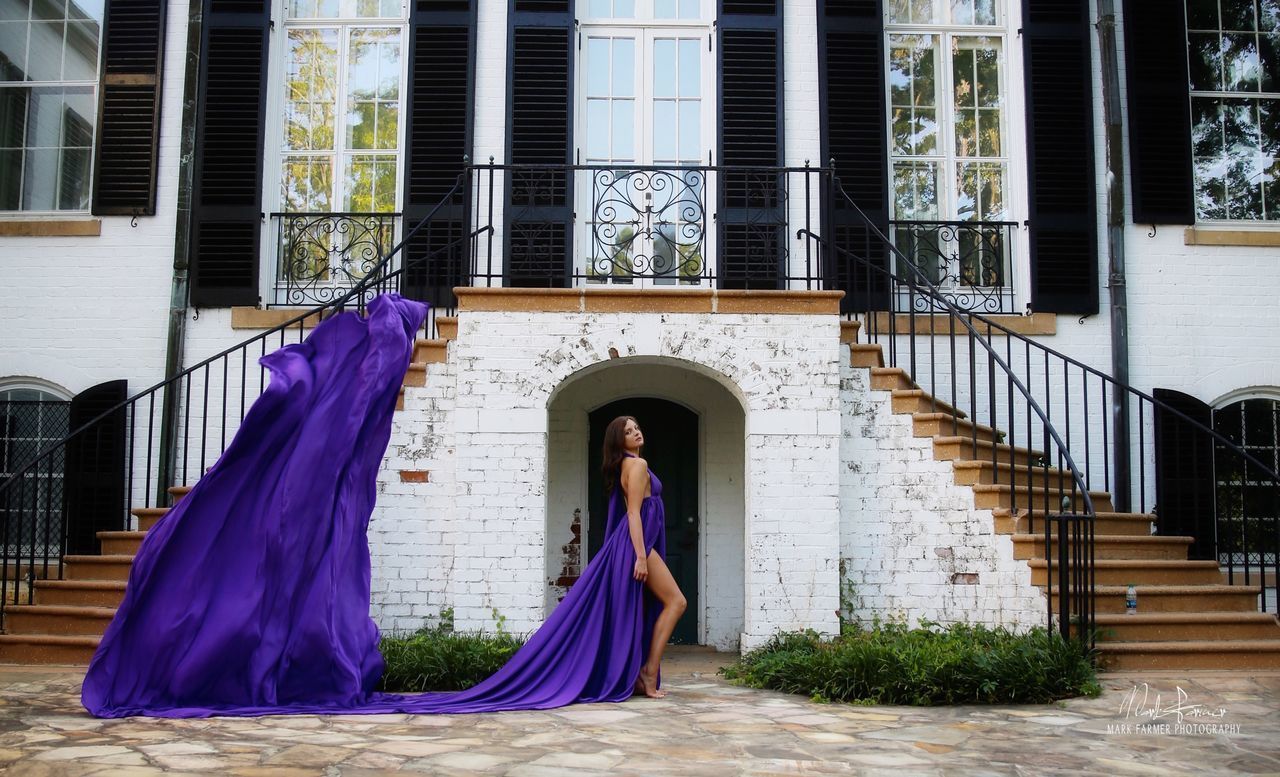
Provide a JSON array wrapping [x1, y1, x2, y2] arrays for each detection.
[[2, 0, 1279, 666]]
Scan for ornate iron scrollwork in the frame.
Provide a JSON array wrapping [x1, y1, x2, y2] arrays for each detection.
[[889, 220, 1017, 314], [587, 169, 707, 283], [272, 213, 399, 306]]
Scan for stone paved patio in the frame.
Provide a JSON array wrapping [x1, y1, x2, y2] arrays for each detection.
[[1, 649, 1277, 776]]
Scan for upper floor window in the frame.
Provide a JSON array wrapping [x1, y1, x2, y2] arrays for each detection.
[[0, 0, 103, 212], [278, 0, 406, 214], [1187, 0, 1280, 221], [886, 0, 1017, 306]]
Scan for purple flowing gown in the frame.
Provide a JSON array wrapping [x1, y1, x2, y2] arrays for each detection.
[[81, 294, 667, 718]]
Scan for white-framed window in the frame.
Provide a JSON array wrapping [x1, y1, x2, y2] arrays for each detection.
[[885, 0, 1023, 309], [0, 0, 103, 212], [576, 0, 713, 286], [265, 0, 407, 301], [1187, 0, 1280, 222]]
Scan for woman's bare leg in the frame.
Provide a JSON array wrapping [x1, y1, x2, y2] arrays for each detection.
[[638, 550, 687, 698]]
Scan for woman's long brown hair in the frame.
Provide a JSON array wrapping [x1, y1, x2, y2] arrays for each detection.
[[602, 415, 638, 494]]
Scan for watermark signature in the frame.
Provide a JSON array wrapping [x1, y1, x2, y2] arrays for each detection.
[[1106, 683, 1241, 735]]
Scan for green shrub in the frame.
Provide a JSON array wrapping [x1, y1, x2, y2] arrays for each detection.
[[719, 622, 1100, 705], [377, 609, 525, 693]]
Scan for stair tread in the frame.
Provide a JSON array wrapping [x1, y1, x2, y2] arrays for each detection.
[[974, 483, 1107, 496], [1052, 583, 1261, 594], [1014, 533, 1192, 544], [1094, 612, 1280, 623], [4, 604, 116, 616], [0, 634, 100, 646], [96, 531, 147, 538], [1100, 640, 1280, 653], [130, 507, 168, 516], [933, 436, 1045, 457], [34, 580, 127, 590], [994, 508, 1154, 520], [62, 555, 135, 563]]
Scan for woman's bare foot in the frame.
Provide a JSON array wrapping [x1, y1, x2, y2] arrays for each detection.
[[637, 667, 666, 699]]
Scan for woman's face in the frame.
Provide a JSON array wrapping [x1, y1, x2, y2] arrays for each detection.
[[623, 419, 644, 450]]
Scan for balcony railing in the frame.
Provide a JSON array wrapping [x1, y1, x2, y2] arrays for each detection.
[[270, 212, 401, 307], [889, 220, 1018, 314]]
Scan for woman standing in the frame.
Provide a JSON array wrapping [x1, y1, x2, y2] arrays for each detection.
[[602, 415, 688, 698]]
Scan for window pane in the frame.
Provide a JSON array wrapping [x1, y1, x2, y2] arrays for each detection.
[[612, 37, 634, 97], [679, 0, 698, 19], [0, 0, 30, 22], [1187, 0, 1219, 30], [1263, 0, 1280, 31], [1189, 32, 1224, 91], [63, 19, 99, 81], [654, 38, 675, 98], [587, 38, 609, 97], [951, 0, 996, 25], [889, 35, 939, 156], [1223, 32, 1262, 91], [615, 0, 633, 17], [892, 160, 939, 219], [957, 161, 1006, 220], [612, 98, 634, 160], [653, 99, 676, 160], [655, 0, 675, 17], [57, 144, 88, 209], [0, 21, 29, 80], [1223, 0, 1257, 31], [889, 0, 937, 24], [27, 21, 65, 80], [344, 153, 396, 211], [286, 29, 338, 151], [283, 155, 332, 211], [31, 0, 61, 22], [678, 38, 699, 98], [678, 98, 699, 160], [1261, 32, 1280, 90], [347, 28, 400, 151], [586, 98, 609, 160], [288, 0, 339, 18]]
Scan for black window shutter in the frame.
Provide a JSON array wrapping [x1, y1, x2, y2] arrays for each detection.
[[1122, 0, 1193, 224], [92, 0, 166, 216], [401, 0, 476, 307], [819, 0, 889, 313], [1152, 388, 1216, 560], [717, 1, 784, 290], [63, 380, 128, 556], [506, 1, 573, 288], [1024, 0, 1099, 315], [188, 0, 270, 308]]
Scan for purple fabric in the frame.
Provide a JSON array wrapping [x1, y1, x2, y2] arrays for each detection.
[[81, 293, 667, 718]]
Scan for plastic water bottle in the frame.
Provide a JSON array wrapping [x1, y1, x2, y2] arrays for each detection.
[[1125, 584, 1138, 616]]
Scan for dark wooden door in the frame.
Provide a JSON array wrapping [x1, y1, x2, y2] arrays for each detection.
[[588, 398, 699, 644]]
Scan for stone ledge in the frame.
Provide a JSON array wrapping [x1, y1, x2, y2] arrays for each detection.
[[871, 311, 1056, 336], [230, 307, 326, 329], [0, 219, 101, 237], [1183, 226, 1280, 247], [455, 287, 845, 315]]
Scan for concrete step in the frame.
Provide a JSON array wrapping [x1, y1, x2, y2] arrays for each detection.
[[869, 367, 916, 391], [435, 315, 458, 341], [414, 338, 448, 364], [972, 483, 1114, 513], [3, 604, 116, 635], [1016, 533, 1190, 560], [62, 555, 134, 582], [131, 507, 168, 531], [892, 390, 968, 419], [1028, 559, 1224, 586], [992, 508, 1155, 536], [0, 634, 99, 665], [1094, 612, 1280, 642], [913, 413, 1007, 445], [169, 485, 191, 503], [849, 343, 884, 368], [839, 320, 861, 343], [33, 580, 127, 608], [932, 436, 1049, 470], [0, 561, 61, 581], [1051, 584, 1263, 613], [403, 362, 427, 388], [953, 460, 1075, 487], [1099, 640, 1280, 670], [97, 530, 146, 555]]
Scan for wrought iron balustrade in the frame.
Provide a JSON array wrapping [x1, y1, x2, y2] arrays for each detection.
[[271, 213, 401, 307], [889, 220, 1018, 314]]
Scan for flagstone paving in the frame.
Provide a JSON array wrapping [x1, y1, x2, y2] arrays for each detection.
[[0, 649, 1277, 776]]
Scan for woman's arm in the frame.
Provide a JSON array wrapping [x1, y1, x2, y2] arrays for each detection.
[[622, 458, 650, 582]]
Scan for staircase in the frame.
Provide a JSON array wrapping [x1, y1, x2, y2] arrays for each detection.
[[0, 318, 458, 664], [848, 332, 1280, 671]]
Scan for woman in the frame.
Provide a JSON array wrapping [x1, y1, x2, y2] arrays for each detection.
[[601, 415, 689, 698], [82, 295, 689, 716]]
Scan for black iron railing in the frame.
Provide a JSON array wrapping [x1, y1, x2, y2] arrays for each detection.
[[888, 220, 1018, 314], [271, 212, 401, 307]]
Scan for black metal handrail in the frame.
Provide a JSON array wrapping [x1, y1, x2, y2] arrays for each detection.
[[0, 175, 471, 621]]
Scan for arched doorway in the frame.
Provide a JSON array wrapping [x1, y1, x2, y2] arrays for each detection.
[[587, 398, 699, 644]]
